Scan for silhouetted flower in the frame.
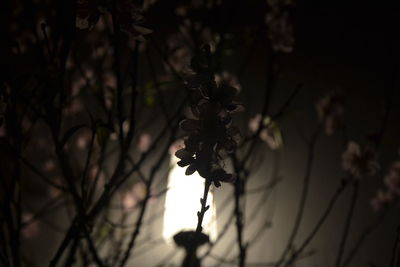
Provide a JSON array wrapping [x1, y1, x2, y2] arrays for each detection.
[[316, 90, 344, 135], [175, 45, 241, 187], [342, 141, 379, 179]]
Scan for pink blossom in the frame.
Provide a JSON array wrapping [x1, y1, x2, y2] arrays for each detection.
[[248, 114, 262, 132], [21, 213, 40, 239], [64, 99, 84, 116], [48, 186, 62, 198], [316, 90, 344, 135], [260, 127, 280, 150], [342, 141, 379, 179], [169, 139, 185, 155], [215, 71, 242, 92], [103, 72, 117, 89], [249, 114, 282, 150], [370, 189, 392, 212], [265, 9, 294, 53], [121, 183, 147, 212], [43, 160, 56, 172], [384, 161, 400, 195], [88, 165, 105, 182], [76, 130, 92, 149], [0, 126, 7, 137], [137, 133, 151, 152]]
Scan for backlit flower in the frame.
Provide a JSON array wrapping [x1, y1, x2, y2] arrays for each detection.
[[175, 45, 241, 187], [137, 133, 151, 152], [249, 114, 283, 150]]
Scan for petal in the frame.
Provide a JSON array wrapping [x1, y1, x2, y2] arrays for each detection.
[[177, 158, 192, 167], [175, 148, 191, 159], [185, 164, 197, 175]]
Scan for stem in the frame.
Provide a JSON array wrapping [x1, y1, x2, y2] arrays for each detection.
[[340, 209, 387, 267], [234, 178, 246, 267], [111, 0, 125, 150], [276, 129, 319, 267], [283, 181, 348, 267], [184, 179, 212, 267], [334, 182, 359, 267], [390, 226, 400, 267]]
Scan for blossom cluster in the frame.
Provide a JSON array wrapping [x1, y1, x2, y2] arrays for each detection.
[[265, 0, 295, 53], [370, 161, 400, 212], [175, 45, 242, 187], [341, 141, 379, 179], [316, 90, 344, 135]]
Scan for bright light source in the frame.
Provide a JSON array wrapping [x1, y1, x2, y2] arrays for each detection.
[[162, 155, 217, 243]]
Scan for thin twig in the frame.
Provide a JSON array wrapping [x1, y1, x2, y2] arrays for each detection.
[[334, 182, 359, 267], [283, 180, 348, 267]]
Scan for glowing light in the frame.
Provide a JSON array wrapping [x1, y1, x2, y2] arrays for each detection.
[[163, 155, 217, 243]]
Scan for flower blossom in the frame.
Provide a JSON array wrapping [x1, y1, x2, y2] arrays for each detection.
[[21, 213, 40, 239], [370, 161, 400, 212], [265, 0, 295, 53], [137, 133, 151, 152], [316, 90, 344, 135], [248, 114, 283, 150], [175, 45, 241, 187], [384, 161, 400, 195], [370, 189, 392, 212], [121, 182, 147, 211], [215, 71, 242, 92], [341, 141, 379, 179]]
